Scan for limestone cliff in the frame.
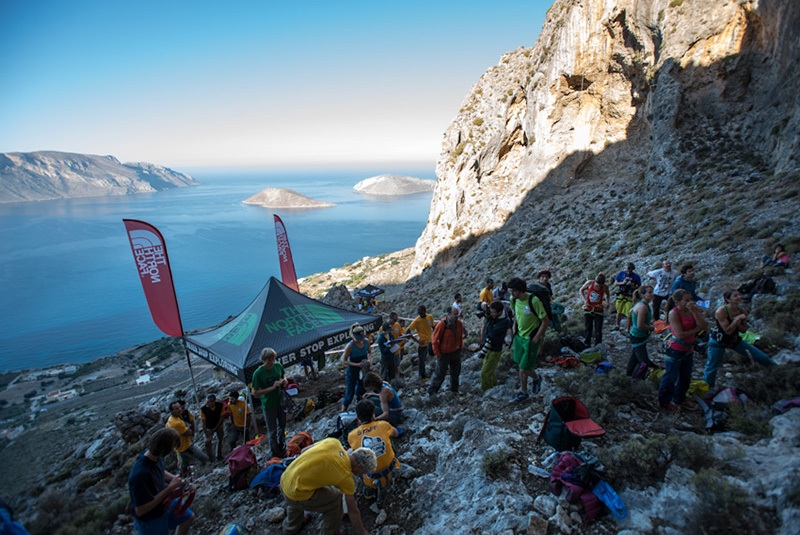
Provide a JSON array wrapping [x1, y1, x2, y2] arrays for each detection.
[[411, 0, 800, 276], [0, 151, 197, 203]]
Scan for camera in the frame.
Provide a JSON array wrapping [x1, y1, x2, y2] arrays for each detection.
[[475, 310, 485, 319], [475, 339, 491, 359]]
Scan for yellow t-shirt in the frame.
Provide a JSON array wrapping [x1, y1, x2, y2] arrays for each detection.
[[480, 287, 494, 305], [348, 421, 397, 476], [407, 314, 435, 345], [391, 321, 406, 351], [228, 399, 251, 428], [280, 438, 356, 501], [166, 415, 191, 453]]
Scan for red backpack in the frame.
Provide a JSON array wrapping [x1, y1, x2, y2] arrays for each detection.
[[225, 445, 258, 490]]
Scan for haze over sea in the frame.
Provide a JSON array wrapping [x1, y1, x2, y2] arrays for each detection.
[[0, 168, 433, 373]]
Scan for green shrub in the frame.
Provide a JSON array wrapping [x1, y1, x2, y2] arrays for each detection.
[[481, 448, 512, 479], [687, 469, 776, 535]]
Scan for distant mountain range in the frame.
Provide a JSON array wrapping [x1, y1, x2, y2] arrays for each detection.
[[0, 151, 197, 203]]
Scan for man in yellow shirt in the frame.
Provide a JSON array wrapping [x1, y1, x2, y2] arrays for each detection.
[[480, 278, 495, 309], [165, 400, 208, 475], [280, 438, 377, 535], [406, 305, 436, 380]]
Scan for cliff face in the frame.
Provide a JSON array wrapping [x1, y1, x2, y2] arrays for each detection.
[[411, 0, 800, 276], [0, 151, 198, 203]]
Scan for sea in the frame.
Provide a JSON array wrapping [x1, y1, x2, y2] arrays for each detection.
[[0, 168, 434, 373]]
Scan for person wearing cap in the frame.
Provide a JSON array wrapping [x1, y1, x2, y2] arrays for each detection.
[[280, 438, 376, 535], [226, 390, 255, 451], [406, 305, 436, 380], [341, 323, 371, 411], [613, 262, 641, 331]]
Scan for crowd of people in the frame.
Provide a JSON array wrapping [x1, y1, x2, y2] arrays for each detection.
[[128, 245, 788, 534]]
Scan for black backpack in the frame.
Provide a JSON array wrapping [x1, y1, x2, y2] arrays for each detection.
[[525, 283, 553, 320]]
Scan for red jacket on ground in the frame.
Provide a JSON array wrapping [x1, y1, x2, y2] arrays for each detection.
[[432, 317, 463, 356]]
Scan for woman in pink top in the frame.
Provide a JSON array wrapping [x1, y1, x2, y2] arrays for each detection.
[[657, 289, 707, 412]]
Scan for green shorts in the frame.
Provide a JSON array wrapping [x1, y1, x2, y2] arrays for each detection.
[[512, 334, 541, 371], [615, 295, 633, 316]]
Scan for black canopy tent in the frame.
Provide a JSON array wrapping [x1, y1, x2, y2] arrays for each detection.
[[356, 284, 385, 298], [184, 277, 381, 382]]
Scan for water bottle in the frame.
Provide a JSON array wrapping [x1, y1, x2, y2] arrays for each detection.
[[527, 464, 550, 478]]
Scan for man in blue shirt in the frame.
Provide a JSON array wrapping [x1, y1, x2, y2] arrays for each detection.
[[670, 264, 700, 302]]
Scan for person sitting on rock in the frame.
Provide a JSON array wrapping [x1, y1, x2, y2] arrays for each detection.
[[348, 399, 401, 507], [703, 289, 777, 388], [761, 243, 789, 268], [128, 428, 195, 535], [362, 371, 404, 426]]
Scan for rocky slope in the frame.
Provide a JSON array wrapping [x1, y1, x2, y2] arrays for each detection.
[[353, 175, 436, 196], [242, 188, 335, 208], [410, 0, 800, 278], [0, 151, 197, 202]]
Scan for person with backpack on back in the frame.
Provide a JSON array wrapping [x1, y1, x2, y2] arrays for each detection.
[[128, 428, 195, 535], [613, 262, 641, 331], [251, 348, 288, 459], [658, 289, 708, 412], [280, 438, 376, 535], [348, 399, 401, 506], [429, 306, 465, 396], [579, 272, 610, 347], [479, 300, 512, 391], [703, 289, 777, 388], [625, 285, 658, 380], [508, 277, 549, 402]]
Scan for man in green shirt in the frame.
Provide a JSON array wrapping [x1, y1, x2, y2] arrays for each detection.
[[508, 277, 549, 402], [251, 348, 287, 458]]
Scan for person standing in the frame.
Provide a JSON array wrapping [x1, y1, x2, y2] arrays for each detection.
[[251, 348, 287, 459], [128, 428, 195, 535], [376, 321, 397, 381], [452, 293, 463, 318], [480, 301, 511, 392], [429, 306, 464, 395], [407, 305, 436, 381], [703, 289, 776, 388], [479, 278, 494, 310], [341, 323, 371, 411], [226, 390, 255, 451], [165, 401, 208, 475], [613, 262, 642, 330], [670, 264, 701, 302], [648, 259, 677, 320], [508, 277, 549, 402], [280, 438, 376, 535], [658, 289, 707, 411], [625, 286, 657, 379], [199, 394, 225, 462], [579, 272, 610, 347]]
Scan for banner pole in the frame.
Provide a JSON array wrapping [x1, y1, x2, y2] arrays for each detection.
[[181, 337, 200, 405]]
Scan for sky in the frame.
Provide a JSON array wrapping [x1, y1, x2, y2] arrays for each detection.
[[1, 1, 551, 169]]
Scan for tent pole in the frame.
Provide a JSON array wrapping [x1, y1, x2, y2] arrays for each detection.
[[180, 337, 200, 405]]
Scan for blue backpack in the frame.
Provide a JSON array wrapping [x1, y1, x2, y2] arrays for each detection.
[[250, 462, 288, 495]]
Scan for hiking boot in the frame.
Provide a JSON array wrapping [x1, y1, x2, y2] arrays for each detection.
[[662, 402, 680, 412], [678, 400, 699, 411], [531, 376, 542, 394], [511, 391, 530, 402]]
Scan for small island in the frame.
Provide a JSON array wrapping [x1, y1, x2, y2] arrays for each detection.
[[354, 174, 435, 195], [243, 187, 335, 208]]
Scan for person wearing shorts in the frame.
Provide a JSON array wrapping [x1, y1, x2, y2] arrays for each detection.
[[508, 277, 549, 402]]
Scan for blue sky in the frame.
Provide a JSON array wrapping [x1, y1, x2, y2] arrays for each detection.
[[1, 1, 551, 168]]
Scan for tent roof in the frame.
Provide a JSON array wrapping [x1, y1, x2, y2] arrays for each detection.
[[356, 284, 385, 297], [184, 277, 381, 382]]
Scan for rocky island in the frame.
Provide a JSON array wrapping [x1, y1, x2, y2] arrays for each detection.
[[242, 187, 335, 208], [0, 151, 197, 203], [353, 174, 435, 195]]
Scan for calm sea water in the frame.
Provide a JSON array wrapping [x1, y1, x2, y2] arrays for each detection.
[[0, 168, 434, 373]]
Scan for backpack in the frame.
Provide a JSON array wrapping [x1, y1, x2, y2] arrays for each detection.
[[537, 397, 605, 451], [249, 462, 287, 495], [0, 498, 30, 535], [738, 276, 776, 300], [293, 398, 316, 422], [285, 431, 314, 457], [225, 445, 258, 491], [525, 284, 553, 320]]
